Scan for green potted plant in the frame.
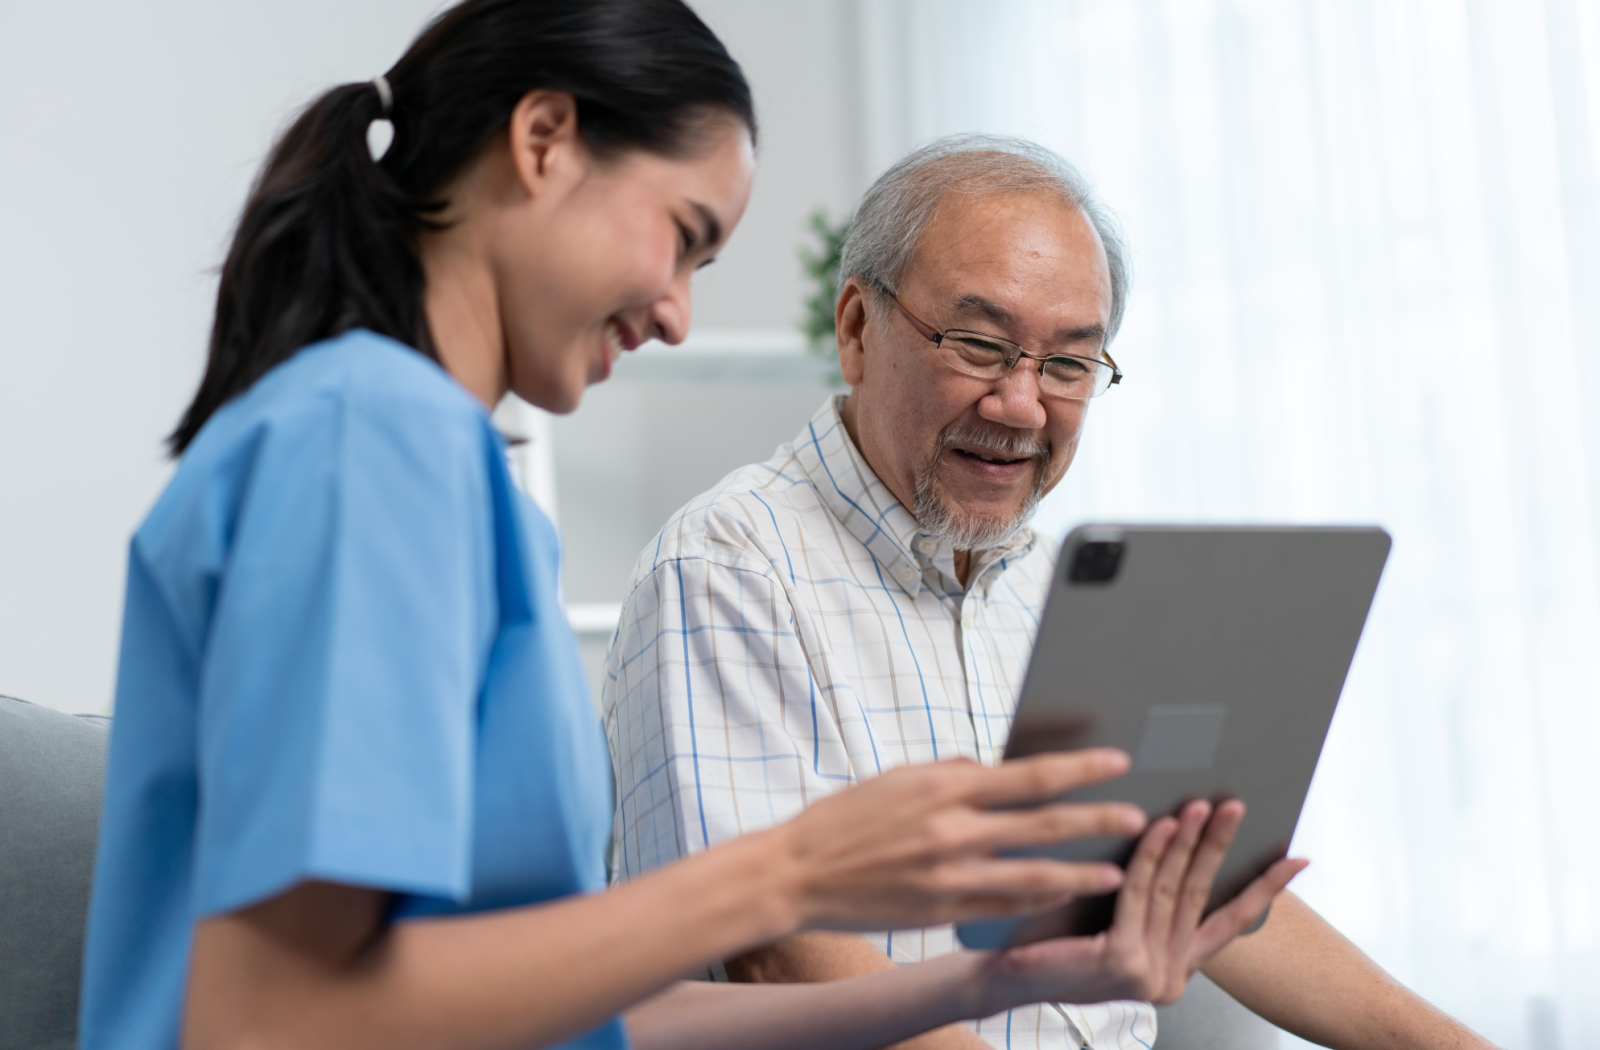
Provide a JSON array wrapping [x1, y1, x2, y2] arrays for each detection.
[[798, 208, 850, 384]]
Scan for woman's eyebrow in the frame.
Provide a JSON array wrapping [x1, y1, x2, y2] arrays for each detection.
[[690, 202, 723, 249]]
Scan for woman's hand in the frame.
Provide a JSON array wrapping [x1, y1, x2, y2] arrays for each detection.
[[765, 749, 1148, 933], [630, 797, 1305, 1050], [973, 798, 1308, 1012]]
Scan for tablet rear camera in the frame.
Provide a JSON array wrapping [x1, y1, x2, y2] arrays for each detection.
[[1068, 540, 1124, 584]]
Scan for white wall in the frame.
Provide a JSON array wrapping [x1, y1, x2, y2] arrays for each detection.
[[553, 0, 867, 689], [686, 0, 867, 327], [0, 1, 863, 713], [0, 0, 459, 713]]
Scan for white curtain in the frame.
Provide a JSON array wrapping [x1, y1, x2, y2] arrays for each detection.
[[857, 1, 1600, 1045]]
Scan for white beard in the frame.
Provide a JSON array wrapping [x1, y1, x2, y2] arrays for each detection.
[[910, 422, 1048, 551]]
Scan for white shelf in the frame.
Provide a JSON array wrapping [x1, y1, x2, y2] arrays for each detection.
[[610, 327, 838, 383], [566, 601, 623, 637], [668, 328, 809, 354]]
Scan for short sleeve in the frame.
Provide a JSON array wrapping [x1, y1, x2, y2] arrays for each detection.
[[190, 386, 497, 916], [604, 554, 845, 880]]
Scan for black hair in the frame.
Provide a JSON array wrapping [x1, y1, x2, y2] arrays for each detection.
[[168, 0, 754, 455]]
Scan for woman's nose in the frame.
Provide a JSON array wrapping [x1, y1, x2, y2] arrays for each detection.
[[647, 276, 694, 346]]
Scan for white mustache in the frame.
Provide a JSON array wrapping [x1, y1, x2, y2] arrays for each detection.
[[938, 424, 1048, 461], [913, 421, 1050, 550]]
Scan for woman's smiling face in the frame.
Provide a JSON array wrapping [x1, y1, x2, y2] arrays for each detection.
[[497, 118, 755, 411], [424, 93, 755, 413]]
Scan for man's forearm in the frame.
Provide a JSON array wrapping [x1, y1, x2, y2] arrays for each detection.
[[724, 933, 993, 1049], [1201, 892, 1498, 1049]]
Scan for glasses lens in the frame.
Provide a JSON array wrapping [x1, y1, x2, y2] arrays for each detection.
[[938, 329, 1117, 399], [1040, 356, 1113, 399], [940, 333, 1013, 377]]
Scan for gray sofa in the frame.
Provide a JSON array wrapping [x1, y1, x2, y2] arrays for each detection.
[[1, 695, 109, 1050], [0, 692, 1279, 1050]]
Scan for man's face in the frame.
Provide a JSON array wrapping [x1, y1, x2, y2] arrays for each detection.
[[838, 190, 1113, 549]]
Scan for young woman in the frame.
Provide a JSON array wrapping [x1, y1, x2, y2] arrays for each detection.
[[79, 2, 1304, 1048]]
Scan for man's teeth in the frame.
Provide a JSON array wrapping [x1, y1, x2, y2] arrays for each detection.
[[604, 322, 624, 356]]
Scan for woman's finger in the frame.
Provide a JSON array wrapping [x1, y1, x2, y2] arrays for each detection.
[[858, 856, 1125, 929], [949, 800, 1147, 857], [928, 854, 1126, 903], [1186, 857, 1309, 964], [1108, 814, 1179, 940], [927, 893, 1081, 925], [1167, 799, 1245, 938], [1144, 800, 1211, 942], [962, 749, 1132, 808]]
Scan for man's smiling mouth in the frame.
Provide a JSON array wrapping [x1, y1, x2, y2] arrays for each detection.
[[952, 447, 1030, 466]]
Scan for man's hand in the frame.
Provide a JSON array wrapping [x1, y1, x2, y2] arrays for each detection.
[[974, 798, 1306, 1013]]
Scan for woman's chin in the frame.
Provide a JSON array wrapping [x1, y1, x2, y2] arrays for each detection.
[[549, 382, 586, 414], [510, 373, 586, 416], [513, 339, 614, 412], [585, 340, 624, 387]]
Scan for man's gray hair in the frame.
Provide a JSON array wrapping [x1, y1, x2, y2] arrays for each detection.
[[839, 134, 1130, 344]]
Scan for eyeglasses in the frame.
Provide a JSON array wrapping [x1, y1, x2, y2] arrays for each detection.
[[878, 288, 1123, 400]]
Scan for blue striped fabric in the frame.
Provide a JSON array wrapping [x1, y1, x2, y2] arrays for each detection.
[[603, 396, 1155, 1049]]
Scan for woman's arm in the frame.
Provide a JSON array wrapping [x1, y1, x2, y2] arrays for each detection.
[[186, 779, 1302, 1050], [629, 798, 1305, 1050], [624, 954, 987, 1050], [183, 751, 1142, 1050], [724, 933, 991, 1050]]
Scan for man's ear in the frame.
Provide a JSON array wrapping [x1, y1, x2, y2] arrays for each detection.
[[836, 278, 870, 387], [505, 90, 582, 200]]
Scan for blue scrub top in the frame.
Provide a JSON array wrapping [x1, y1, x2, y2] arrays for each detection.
[[80, 330, 628, 1050]]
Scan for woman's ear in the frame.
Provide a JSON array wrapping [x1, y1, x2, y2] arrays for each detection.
[[505, 90, 583, 198], [836, 278, 869, 387]]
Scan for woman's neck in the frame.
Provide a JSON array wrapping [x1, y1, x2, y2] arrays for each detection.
[[421, 230, 508, 409]]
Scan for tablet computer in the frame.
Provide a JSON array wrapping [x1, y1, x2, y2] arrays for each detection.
[[956, 524, 1390, 951]]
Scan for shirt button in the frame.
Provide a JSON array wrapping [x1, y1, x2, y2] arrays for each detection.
[[915, 536, 938, 555], [898, 565, 917, 583]]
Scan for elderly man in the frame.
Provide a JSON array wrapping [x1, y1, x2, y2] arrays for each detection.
[[603, 136, 1491, 1049]]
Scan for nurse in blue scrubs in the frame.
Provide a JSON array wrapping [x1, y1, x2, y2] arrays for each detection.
[[79, 2, 1304, 1048]]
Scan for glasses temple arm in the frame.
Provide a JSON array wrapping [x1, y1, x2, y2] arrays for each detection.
[[879, 288, 944, 345]]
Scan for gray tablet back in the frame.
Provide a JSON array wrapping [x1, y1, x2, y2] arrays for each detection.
[[957, 524, 1389, 951]]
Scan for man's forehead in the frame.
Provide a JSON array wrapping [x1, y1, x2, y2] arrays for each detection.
[[905, 190, 1112, 325], [917, 190, 1102, 263]]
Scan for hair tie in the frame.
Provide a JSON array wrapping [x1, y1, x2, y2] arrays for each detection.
[[368, 76, 396, 161], [371, 74, 394, 116]]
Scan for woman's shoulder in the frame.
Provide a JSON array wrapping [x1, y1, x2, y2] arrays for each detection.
[[179, 329, 492, 471], [242, 328, 483, 428], [136, 330, 502, 573]]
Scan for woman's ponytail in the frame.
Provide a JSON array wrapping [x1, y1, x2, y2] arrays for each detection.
[[168, 0, 754, 455], [169, 80, 428, 453]]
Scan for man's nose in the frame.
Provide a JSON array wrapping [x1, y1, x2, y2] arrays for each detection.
[[646, 274, 694, 346], [977, 363, 1048, 431]]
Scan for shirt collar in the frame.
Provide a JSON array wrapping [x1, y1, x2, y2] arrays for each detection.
[[791, 396, 1036, 598]]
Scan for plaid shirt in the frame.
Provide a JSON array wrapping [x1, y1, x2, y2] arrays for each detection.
[[603, 396, 1156, 1049]]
